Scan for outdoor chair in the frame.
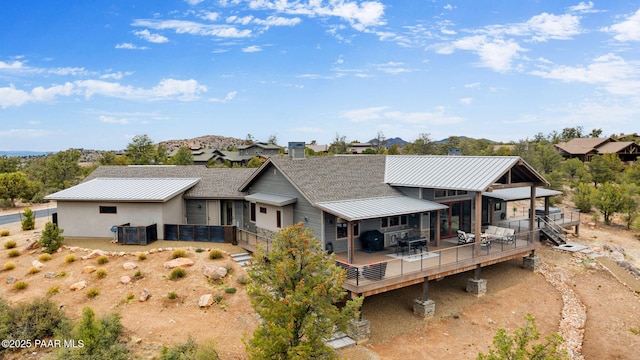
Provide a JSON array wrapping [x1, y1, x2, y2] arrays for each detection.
[[456, 230, 475, 245]]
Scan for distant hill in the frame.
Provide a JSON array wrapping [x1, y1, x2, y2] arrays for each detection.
[[0, 151, 52, 157], [158, 135, 246, 153]]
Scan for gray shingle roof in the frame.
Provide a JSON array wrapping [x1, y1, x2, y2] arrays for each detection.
[[242, 155, 402, 204], [45, 178, 199, 202], [85, 165, 256, 199]]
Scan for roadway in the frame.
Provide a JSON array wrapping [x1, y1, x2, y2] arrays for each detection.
[[0, 208, 57, 226]]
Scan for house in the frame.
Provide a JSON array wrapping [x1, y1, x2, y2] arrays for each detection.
[[167, 146, 217, 165], [45, 149, 575, 331], [554, 137, 640, 162], [209, 142, 281, 166], [347, 142, 375, 154]]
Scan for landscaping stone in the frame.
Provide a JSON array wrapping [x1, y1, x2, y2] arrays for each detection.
[[44, 272, 56, 279], [164, 258, 195, 269], [82, 249, 106, 260], [120, 275, 131, 285], [70, 280, 87, 291], [139, 288, 151, 302], [32, 260, 44, 269], [202, 264, 228, 280], [123, 262, 138, 270], [6, 276, 16, 284], [83, 266, 96, 273], [198, 294, 214, 308]]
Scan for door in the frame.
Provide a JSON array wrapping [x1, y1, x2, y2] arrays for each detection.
[[439, 200, 472, 238], [207, 200, 221, 226], [222, 201, 234, 225]]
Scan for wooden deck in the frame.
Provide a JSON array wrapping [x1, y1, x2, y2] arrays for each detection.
[[335, 235, 537, 297]]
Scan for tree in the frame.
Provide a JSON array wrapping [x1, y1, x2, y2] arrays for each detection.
[[405, 133, 435, 155], [43, 149, 83, 191], [38, 222, 64, 254], [245, 223, 362, 359], [477, 314, 568, 360], [0, 171, 30, 207], [588, 154, 623, 187], [329, 133, 348, 154], [126, 134, 155, 165], [561, 158, 590, 186], [594, 182, 624, 225], [21, 207, 35, 230], [99, 151, 128, 165], [619, 183, 639, 230], [387, 143, 400, 155], [247, 156, 263, 168], [373, 131, 387, 153], [560, 126, 583, 141], [169, 146, 194, 165], [0, 155, 19, 173], [155, 143, 168, 165], [267, 134, 278, 145], [572, 183, 595, 213], [588, 128, 603, 138], [59, 307, 129, 360]]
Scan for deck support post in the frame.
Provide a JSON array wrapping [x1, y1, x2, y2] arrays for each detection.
[[414, 277, 436, 317], [523, 251, 541, 271], [466, 265, 486, 296], [347, 292, 370, 344]]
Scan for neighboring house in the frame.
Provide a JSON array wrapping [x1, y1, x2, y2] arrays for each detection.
[[347, 142, 374, 154], [167, 146, 217, 165], [45, 166, 255, 239], [209, 142, 281, 166], [554, 137, 640, 162]]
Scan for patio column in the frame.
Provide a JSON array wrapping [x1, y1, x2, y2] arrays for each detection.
[[413, 277, 436, 317], [474, 191, 482, 256], [347, 220, 354, 264], [435, 211, 441, 247], [530, 187, 537, 241], [466, 264, 487, 296], [347, 292, 370, 343]]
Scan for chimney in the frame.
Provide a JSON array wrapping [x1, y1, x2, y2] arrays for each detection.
[[288, 142, 306, 159]]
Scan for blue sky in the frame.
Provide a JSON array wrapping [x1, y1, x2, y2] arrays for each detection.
[[1, 1, 639, 152]]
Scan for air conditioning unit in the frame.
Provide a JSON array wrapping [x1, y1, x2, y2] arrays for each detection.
[[384, 231, 402, 247]]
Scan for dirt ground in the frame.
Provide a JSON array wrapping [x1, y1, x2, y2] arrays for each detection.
[[2, 203, 640, 359]]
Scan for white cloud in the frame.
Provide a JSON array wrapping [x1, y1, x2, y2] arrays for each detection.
[[253, 15, 301, 27], [340, 106, 389, 122], [569, 2, 600, 14], [0, 83, 74, 108], [185, 0, 203, 5], [0, 60, 24, 69], [49, 67, 90, 76], [201, 11, 220, 21], [242, 45, 262, 52], [100, 71, 133, 80], [209, 90, 237, 103], [99, 115, 129, 124], [436, 35, 524, 72], [460, 97, 473, 104], [134, 29, 169, 43], [340, 106, 464, 126], [132, 19, 252, 38], [375, 61, 411, 74], [531, 53, 640, 95], [115, 43, 149, 50], [602, 8, 640, 42], [0, 129, 50, 139]]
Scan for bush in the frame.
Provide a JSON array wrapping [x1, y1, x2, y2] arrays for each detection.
[[209, 249, 224, 260], [0, 230, 10, 237], [236, 274, 248, 285], [4, 239, 16, 248], [160, 336, 220, 360], [96, 255, 109, 265], [27, 266, 41, 275], [86, 288, 100, 298], [167, 291, 178, 300], [168, 267, 187, 280], [39, 253, 52, 262], [21, 207, 35, 231], [47, 286, 60, 296], [4, 262, 16, 271], [38, 222, 64, 254], [14, 281, 28, 290], [137, 253, 147, 261], [225, 287, 237, 294], [195, 248, 204, 253], [7, 249, 20, 258], [172, 249, 187, 259], [96, 268, 107, 279], [134, 270, 143, 278], [65, 254, 77, 263]]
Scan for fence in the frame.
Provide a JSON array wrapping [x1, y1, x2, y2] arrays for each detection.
[[164, 224, 236, 243], [117, 223, 157, 245]]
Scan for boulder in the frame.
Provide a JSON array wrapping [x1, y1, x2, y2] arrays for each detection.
[[32, 260, 44, 269], [198, 294, 214, 308], [44, 272, 56, 279], [202, 264, 228, 280], [83, 266, 96, 273], [139, 288, 151, 302], [82, 249, 106, 260], [122, 262, 138, 270], [120, 276, 131, 285], [70, 280, 87, 291], [24, 240, 40, 251], [163, 258, 195, 269], [6, 276, 17, 284]]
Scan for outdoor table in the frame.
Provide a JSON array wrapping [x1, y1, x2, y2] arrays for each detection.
[[396, 237, 428, 255]]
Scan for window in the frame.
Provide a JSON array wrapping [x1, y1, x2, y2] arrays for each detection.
[[259, 207, 267, 214], [336, 219, 358, 238], [434, 189, 447, 198], [276, 210, 282, 228], [381, 215, 408, 228], [99, 206, 117, 214], [250, 203, 256, 222]]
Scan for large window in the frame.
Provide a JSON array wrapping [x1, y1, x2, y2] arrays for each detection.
[[99, 206, 117, 214], [276, 210, 282, 228], [337, 219, 359, 239], [381, 215, 407, 228], [250, 203, 256, 222]]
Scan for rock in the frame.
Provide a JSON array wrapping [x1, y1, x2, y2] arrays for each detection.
[[24, 240, 40, 251], [120, 276, 131, 285], [134, 338, 142, 345], [68, 246, 80, 252], [122, 262, 138, 270], [198, 294, 214, 308], [202, 264, 228, 280], [139, 288, 151, 302], [82, 249, 106, 260], [118, 251, 126, 257], [32, 260, 44, 269], [6, 276, 17, 284], [70, 280, 87, 291], [603, 243, 625, 254], [44, 272, 56, 279], [149, 248, 159, 254], [609, 251, 625, 263], [83, 266, 96, 273], [163, 258, 195, 269]]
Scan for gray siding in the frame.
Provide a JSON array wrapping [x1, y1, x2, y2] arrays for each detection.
[[186, 200, 206, 224]]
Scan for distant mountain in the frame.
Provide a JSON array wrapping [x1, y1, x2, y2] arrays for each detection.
[[158, 134, 246, 153], [368, 137, 409, 148], [0, 151, 52, 157]]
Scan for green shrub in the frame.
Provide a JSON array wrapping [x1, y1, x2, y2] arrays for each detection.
[[0, 230, 10, 237], [65, 254, 76, 263], [125, 293, 135, 302], [58, 271, 67, 277], [4, 239, 16, 248], [96, 268, 107, 279], [7, 249, 20, 258], [167, 291, 178, 300], [27, 266, 41, 275], [39, 253, 52, 262], [21, 207, 35, 231], [195, 248, 204, 253], [209, 249, 224, 260], [14, 281, 28, 290], [96, 255, 109, 264], [160, 336, 220, 360], [86, 288, 100, 298], [4, 262, 16, 271], [37, 222, 64, 254], [224, 287, 237, 294], [236, 274, 248, 285], [57, 307, 129, 359], [47, 286, 60, 296], [134, 270, 143, 278], [137, 253, 147, 261], [0, 297, 68, 349], [168, 267, 187, 280], [172, 249, 187, 259]]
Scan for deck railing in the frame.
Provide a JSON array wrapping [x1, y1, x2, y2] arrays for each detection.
[[336, 229, 538, 287], [236, 229, 272, 252]]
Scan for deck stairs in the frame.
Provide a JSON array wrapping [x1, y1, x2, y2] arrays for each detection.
[[325, 332, 356, 349], [538, 216, 567, 246], [230, 252, 253, 268]]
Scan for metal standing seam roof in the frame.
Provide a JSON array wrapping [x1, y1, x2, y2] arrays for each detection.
[[384, 155, 537, 192], [316, 196, 448, 222], [44, 178, 200, 202], [245, 193, 297, 206], [482, 187, 562, 201]]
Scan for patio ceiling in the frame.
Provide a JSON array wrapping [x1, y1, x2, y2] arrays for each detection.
[[316, 196, 448, 222], [482, 187, 562, 201]]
